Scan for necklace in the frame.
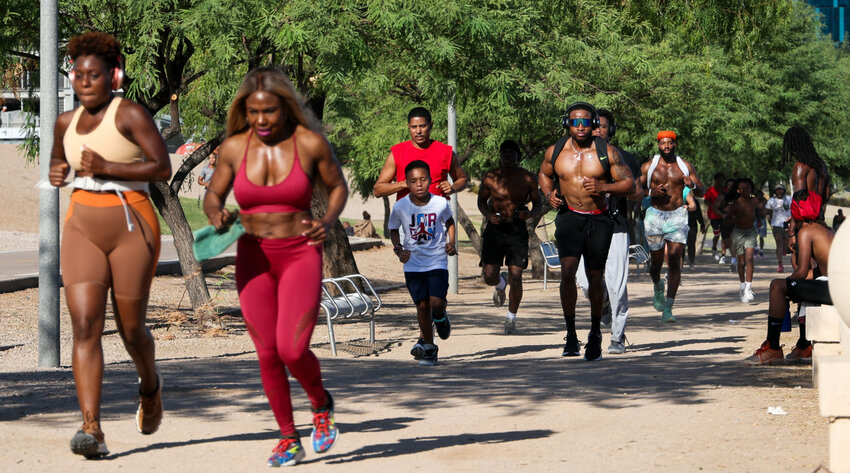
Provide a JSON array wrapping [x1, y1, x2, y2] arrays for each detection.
[[569, 139, 592, 160]]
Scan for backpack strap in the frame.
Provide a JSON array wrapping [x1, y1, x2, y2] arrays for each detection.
[[551, 136, 611, 180]]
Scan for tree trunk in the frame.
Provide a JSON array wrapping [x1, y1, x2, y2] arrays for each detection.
[[149, 182, 215, 323], [310, 182, 359, 279], [526, 211, 547, 279], [455, 204, 482, 254]]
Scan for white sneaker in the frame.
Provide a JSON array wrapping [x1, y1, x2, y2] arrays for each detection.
[[743, 289, 755, 303], [739, 286, 745, 302], [504, 317, 517, 335], [712, 250, 720, 262], [718, 256, 727, 265]]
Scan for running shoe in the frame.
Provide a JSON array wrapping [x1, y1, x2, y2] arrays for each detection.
[[433, 311, 451, 340], [738, 286, 746, 303], [562, 333, 581, 357], [608, 340, 626, 354], [493, 271, 507, 307], [584, 331, 603, 361], [311, 391, 338, 453], [268, 437, 305, 467], [712, 250, 719, 262], [743, 288, 755, 304], [504, 317, 517, 335], [718, 256, 726, 265], [653, 280, 665, 312], [777, 264, 784, 273], [70, 419, 109, 459], [689, 262, 696, 272], [785, 344, 813, 363], [419, 344, 438, 366], [758, 249, 764, 257], [136, 371, 163, 435], [661, 308, 677, 323], [742, 341, 784, 365], [410, 338, 426, 360]]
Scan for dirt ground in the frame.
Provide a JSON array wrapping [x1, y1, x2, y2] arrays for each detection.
[[0, 142, 834, 472]]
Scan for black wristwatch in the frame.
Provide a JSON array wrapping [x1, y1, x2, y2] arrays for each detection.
[[393, 245, 403, 255]]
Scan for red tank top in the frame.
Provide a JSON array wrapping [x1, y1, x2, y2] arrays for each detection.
[[233, 132, 312, 214], [391, 140, 453, 199]]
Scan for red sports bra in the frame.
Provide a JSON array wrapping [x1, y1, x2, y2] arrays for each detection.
[[233, 131, 312, 214]]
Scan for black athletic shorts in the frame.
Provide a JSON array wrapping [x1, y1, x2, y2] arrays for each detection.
[[786, 278, 832, 306], [720, 221, 735, 239], [710, 218, 723, 234], [480, 219, 529, 269], [554, 208, 614, 271]]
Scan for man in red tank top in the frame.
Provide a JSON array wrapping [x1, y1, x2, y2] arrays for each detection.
[[373, 107, 468, 199]]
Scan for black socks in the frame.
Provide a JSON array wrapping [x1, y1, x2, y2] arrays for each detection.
[[767, 318, 783, 350]]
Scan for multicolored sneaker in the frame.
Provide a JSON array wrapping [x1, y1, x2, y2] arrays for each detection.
[[653, 280, 665, 312], [268, 437, 305, 467], [311, 391, 338, 453], [743, 341, 784, 365], [504, 317, 517, 335], [785, 344, 813, 363], [136, 371, 163, 435], [70, 416, 109, 459]]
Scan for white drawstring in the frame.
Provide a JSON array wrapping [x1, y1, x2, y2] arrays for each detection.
[[113, 189, 135, 232]]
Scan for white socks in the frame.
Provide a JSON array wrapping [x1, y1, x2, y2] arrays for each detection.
[[506, 311, 516, 321]]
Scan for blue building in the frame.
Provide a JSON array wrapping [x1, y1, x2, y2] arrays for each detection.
[[809, 0, 849, 42]]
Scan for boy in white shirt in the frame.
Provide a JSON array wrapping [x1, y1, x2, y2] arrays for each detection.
[[765, 184, 792, 272], [389, 160, 457, 365]]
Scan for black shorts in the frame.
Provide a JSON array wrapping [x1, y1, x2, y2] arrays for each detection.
[[480, 219, 529, 269], [405, 269, 449, 304], [554, 209, 614, 271], [720, 221, 735, 239], [710, 218, 723, 235], [786, 278, 832, 305]]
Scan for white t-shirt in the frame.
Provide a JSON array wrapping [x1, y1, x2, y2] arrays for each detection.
[[766, 195, 792, 228], [388, 194, 454, 272]]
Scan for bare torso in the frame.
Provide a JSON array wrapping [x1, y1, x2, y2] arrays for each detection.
[[731, 196, 759, 230], [800, 222, 834, 277], [552, 138, 608, 211], [481, 167, 536, 221], [643, 157, 689, 211]]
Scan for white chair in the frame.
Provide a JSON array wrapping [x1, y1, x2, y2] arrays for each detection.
[[539, 241, 561, 290], [628, 244, 649, 274], [319, 274, 382, 356]]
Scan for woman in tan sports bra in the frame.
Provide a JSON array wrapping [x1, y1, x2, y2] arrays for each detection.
[[48, 32, 171, 459]]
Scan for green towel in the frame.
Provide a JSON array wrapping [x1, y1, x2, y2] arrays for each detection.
[[192, 220, 245, 262]]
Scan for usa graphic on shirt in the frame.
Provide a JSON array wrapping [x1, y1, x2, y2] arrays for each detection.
[[388, 194, 454, 272]]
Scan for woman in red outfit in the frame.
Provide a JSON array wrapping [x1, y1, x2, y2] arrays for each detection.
[[204, 67, 347, 467]]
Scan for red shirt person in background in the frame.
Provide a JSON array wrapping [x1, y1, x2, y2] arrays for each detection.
[[703, 173, 726, 261], [373, 107, 468, 200]]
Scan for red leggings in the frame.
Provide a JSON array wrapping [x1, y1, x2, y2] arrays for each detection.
[[236, 234, 326, 436]]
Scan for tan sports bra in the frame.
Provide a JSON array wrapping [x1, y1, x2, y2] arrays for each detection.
[[63, 97, 144, 171]]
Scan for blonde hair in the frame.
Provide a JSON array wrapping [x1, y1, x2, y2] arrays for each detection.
[[226, 67, 321, 136]]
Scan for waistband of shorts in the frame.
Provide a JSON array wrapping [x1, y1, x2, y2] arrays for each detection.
[[70, 189, 150, 207], [566, 205, 608, 215]]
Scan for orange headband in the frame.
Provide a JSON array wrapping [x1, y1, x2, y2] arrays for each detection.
[[657, 130, 677, 141]]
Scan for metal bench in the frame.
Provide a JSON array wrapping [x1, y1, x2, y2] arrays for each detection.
[[628, 244, 649, 274], [539, 241, 561, 290], [319, 274, 382, 356]]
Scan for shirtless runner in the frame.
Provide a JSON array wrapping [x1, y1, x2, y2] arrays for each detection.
[[639, 131, 705, 323], [477, 140, 543, 334], [538, 102, 635, 361]]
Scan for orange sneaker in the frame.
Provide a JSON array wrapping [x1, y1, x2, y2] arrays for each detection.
[[743, 341, 784, 365], [785, 344, 813, 363]]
